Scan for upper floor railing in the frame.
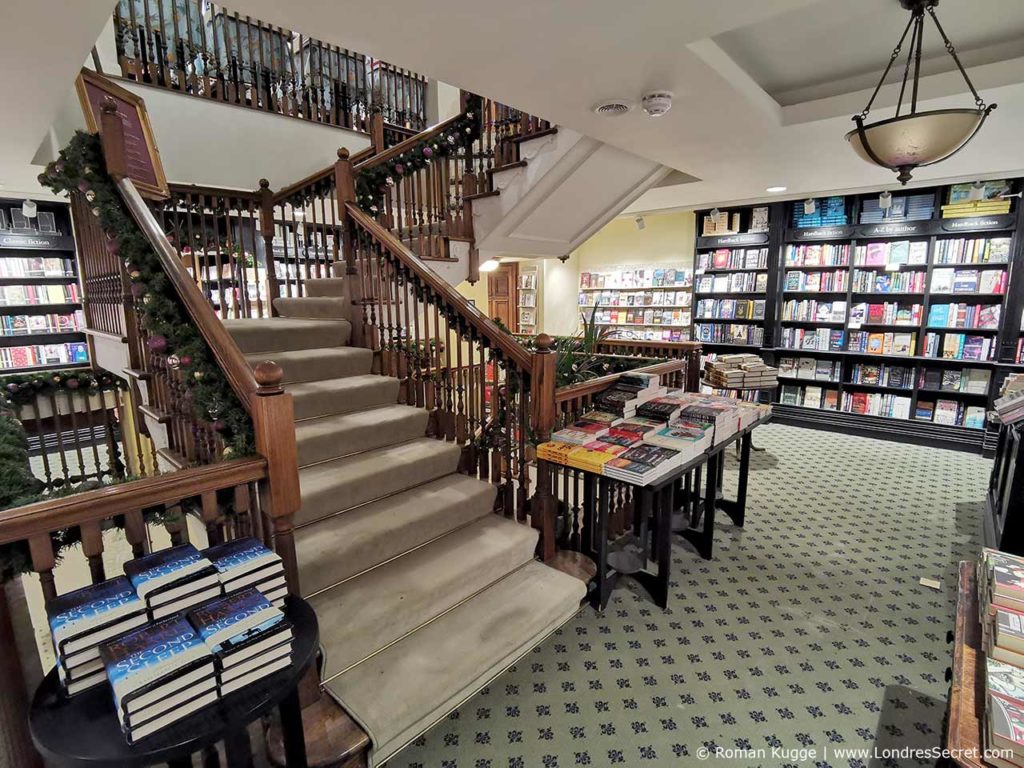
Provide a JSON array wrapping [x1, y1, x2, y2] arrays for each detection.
[[112, 0, 429, 133]]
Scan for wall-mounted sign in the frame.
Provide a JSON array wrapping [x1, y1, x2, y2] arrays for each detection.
[[788, 226, 855, 241], [0, 233, 76, 251], [856, 221, 929, 238], [75, 69, 169, 200], [940, 215, 1016, 233], [696, 232, 769, 248]]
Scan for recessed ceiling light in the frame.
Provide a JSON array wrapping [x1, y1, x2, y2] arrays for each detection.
[[766, 186, 787, 193]]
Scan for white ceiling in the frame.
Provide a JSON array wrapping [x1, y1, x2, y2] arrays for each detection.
[[0, 0, 113, 198], [228, 0, 1024, 212]]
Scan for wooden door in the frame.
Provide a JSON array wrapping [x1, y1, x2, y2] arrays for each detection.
[[487, 262, 518, 331]]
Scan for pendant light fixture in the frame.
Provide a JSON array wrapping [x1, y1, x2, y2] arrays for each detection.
[[845, 0, 996, 185]]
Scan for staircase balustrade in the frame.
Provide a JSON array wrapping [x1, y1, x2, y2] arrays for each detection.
[[111, 0, 428, 133]]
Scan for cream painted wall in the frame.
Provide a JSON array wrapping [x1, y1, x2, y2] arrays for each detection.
[[540, 210, 696, 336]]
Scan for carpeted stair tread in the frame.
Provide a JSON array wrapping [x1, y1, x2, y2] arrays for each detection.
[[247, 347, 372, 384], [304, 278, 348, 298], [273, 296, 350, 321], [296, 404, 428, 466], [295, 473, 496, 596], [324, 561, 586, 766], [225, 317, 351, 354], [297, 438, 460, 527], [312, 515, 537, 678], [290, 375, 399, 421]]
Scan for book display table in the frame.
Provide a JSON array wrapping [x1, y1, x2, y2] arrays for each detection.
[[30, 596, 318, 768], [567, 413, 770, 611], [942, 560, 987, 768]]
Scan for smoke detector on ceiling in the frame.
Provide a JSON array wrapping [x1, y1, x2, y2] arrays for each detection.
[[641, 91, 673, 118], [593, 100, 634, 117]]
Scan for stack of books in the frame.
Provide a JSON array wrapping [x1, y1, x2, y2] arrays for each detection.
[[978, 550, 1024, 764], [551, 417, 616, 445], [604, 444, 684, 485], [100, 616, 218, 744], [943, 180, 1012, 219], [678, 399, 741, 446], [704, 354, 778, 390], [995, 375, 1024, 425], [595, 373, 664, 418], [188, 588, 294, 697], [635, 396, 685, 423], [124, 544, 223, 621], [46, 576, 148, 697], [791, 196, 847, 228], [642, 419, 713, 462], [859, 192, 935, 223], [204, 538, 287, 607]]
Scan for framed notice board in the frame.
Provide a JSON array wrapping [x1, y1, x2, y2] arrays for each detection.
[[75, 69, 169, 200]]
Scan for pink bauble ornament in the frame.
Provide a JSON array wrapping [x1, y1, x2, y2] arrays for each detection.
[[66, 378, 80, 390], [77, 180, 90, 193], [147, 335, 167, 353]]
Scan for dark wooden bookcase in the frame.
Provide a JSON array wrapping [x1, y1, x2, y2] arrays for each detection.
[[690, 181, 1024, 452], [0, 198, 88, 373]]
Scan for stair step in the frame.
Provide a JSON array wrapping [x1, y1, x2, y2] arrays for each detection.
[[290, 374, 398, 421], [296, 473, 496, 595], [296, 404, 427, 466], [250, 347, 372, 384], [297, 437, 460, 527], [313, 515, 536, 679], [273, 296, 350, 321], [464, 189, 500, 201], [324, 560, 586, 765], [513, 126, 558, 144], [488, 159, 528, 176], [225, 318, 351, 354], [305, 278, 347, 298]]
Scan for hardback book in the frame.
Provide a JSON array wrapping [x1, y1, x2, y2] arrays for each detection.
[[101, 616, 218, 743], [204, 538, 285, 598], [981, 270, 1006, 294], [932, 268, 955, 293], [933, 399, 959, 425], [803, 386, 823, 409], [47, 576, 148, 689], [579, 411, 623, 427], [603, 444, 683, 485], [123, 544, 222, 620], [988, 692, 1024, 762], [635, 398, 684, 423], [552, 420, 610, 445], [642, 419, 713, 459], [187, 588, 293, 685]]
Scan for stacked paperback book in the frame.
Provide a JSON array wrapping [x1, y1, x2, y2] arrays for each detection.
[[704, 354, 777, 390], [995, 374, 1024, 425], [978, 549, 1024, 766], [539, 390, 770, 485]]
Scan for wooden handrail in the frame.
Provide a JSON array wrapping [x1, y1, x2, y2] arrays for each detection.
[[0, 457, 266, 545], [554, 359, 688, 403], [353, 111, 466, 172], [118, 178, 259, 410], [345, 202, 533, 371], [273, 165, 336, 205]]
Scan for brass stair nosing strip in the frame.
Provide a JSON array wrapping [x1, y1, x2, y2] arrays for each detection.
[[297, 433, 434, 471], [301, 511, 493, 600], [318, 558, 540, 686], [293, 397, 403, 424]]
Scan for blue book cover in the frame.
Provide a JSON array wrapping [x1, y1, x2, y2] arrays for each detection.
[[203, 538, 281, 579], [123, 543, 213, 601], [46, 576, 145, 646], [101, 616, 213, 712], [928, 304, 949, 327], [187, 588, 286, 656]]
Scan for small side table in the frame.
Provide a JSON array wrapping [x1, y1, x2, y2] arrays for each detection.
[[30, 596, 318, 768]]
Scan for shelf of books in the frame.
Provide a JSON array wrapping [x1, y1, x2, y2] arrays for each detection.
[[691, 180, 1024, 451], [693, 204, 772, 355], [578, 265, 692, 341], [0, 199, 88, 372], [518, 265, 539, 335]]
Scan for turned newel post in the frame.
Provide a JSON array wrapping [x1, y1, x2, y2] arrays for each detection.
[[251, 360, 301, 595], [368, 106, 385, 155], [530, 333, 558, 562], [257, 178, 281, 316], [335, 148, 366, 348]]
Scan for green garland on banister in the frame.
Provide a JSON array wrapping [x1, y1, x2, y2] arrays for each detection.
[[39, 132, 253, 456], [0, 368, 125, 406], [353, 94, 483, 214]]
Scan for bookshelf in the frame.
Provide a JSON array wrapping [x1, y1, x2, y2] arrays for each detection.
[[518, 264, 539, 335], [0, 199, 88, 372], [578, 265, 692, 341], [690, 180, 1024, 451]]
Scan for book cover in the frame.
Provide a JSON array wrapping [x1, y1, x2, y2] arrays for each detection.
[[124, 544, 216, 602], [47, 576, 145, 648], [204, 538, 282, 581], [187, 588, 288, 656]]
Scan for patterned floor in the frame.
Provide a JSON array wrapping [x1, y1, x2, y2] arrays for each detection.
[[391, 424, 990, 768]]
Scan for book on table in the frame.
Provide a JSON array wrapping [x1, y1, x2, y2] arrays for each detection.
[[123, 543, 223, 620], [603, 444, 684, 485], [203, 537, 287, 608], [551, 419, 612, 445], [46, 576, 148, 697], [642, 419, 713, 461], [187, 587, 294, 696], [100, 615, 218, 744]]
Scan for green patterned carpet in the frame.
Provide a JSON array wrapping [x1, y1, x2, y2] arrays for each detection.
[[390, 424, 990, 768]]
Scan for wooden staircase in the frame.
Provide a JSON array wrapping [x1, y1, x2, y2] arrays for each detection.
[[225, 266, 585, 765]]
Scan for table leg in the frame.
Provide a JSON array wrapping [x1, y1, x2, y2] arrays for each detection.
[[581, 474, 596, 560], [719, 431, 751, 527], [593, 477, 611, 612], [681, 452, 717, 560], [279, 685, 309, 768], [655, 486, 672, 607], [690, 465, 703, 527], [223, 726, 254, 768]]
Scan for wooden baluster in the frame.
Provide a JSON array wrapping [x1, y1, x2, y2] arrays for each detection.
[[29, 534, 57, 604], [234, 483, 254, 539], [402, 269, 414, 405], [80, 519, 106, 584], [530, 333, 557, 561], [412, 280, 424, 408], [455, 319, 466, 441], [125, 508, 148, 558], [257, 180, 279, 314], [443, 309, 455, 440], [48, 391, 71, 488], [478, 342, 489, 480], [28, 398, 52, 490], [252, 361, 301, 594], [517, 369, 528, 522], [466, 331, 477, 471], [201, 489, 223, 545]]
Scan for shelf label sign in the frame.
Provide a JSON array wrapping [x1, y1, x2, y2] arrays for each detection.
[[790, 226, 855, 241], [857, 222, 927, 238], [0, 234, 73, 251], [940, 215, 1015, 232], [699, 233, 769, 247]]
